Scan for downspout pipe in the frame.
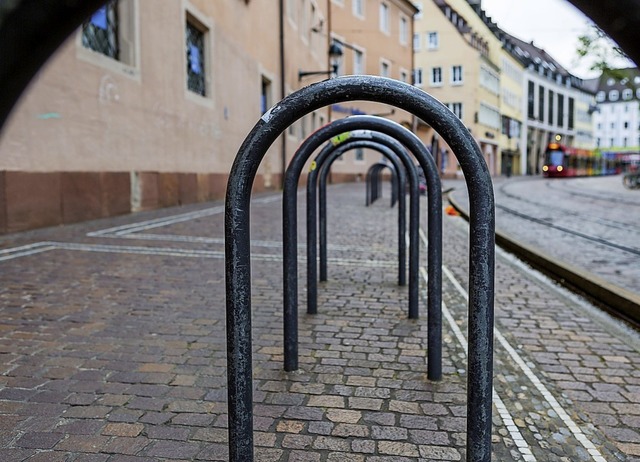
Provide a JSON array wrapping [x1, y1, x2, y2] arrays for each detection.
[[279, 0, 286, 189]]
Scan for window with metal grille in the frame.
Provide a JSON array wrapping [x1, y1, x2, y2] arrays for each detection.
[[186, 20, 206, 96], [82, 1, 119, 60]]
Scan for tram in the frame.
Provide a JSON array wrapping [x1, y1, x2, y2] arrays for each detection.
[[542, 143, 626, 178]]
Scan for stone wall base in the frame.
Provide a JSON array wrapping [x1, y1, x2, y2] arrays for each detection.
[[0, 171, 277, 234]]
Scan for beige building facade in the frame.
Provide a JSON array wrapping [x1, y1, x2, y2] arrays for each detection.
[[0, 0, 332, 233], [413, 0, 501, 178], [0, 0, 418, 234], [326, 0, 418, 178]]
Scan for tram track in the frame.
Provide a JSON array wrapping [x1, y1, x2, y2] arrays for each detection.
[[495, 203, 640, 257], [447, 177, 640, 327], [497, 179, 640, 235]]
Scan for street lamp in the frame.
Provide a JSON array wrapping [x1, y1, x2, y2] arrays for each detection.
[[298, 42, 343, 81]]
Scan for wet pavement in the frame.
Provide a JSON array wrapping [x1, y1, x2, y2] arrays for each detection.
[[0, 181, 638, 461]]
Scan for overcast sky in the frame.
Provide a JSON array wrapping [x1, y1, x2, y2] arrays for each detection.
[[480, 0, 633, 79]]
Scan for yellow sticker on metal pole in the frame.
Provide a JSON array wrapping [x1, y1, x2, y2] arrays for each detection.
[[330, 132, 351, 146]]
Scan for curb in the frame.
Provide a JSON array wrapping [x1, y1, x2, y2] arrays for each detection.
[[448, 193, 640, 326]]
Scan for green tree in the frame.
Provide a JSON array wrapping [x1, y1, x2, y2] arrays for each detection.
[[575, 25, 631, 80]]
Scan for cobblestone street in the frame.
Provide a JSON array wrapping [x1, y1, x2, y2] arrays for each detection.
[[0, 182, 638, 461]]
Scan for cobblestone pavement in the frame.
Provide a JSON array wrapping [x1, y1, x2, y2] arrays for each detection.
[[0, 182, 638, 461], [447, 174, 640, 295]]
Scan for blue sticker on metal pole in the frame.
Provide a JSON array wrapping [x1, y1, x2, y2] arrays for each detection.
[[189, 44, 202, 74], [90, 7, 108, 30]]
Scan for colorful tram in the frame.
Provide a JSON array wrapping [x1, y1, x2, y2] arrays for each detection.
[[542, 143, 626, 178]]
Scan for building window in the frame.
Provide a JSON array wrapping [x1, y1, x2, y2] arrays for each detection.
[[400, 69, 408, 83], [623, 88, 633, 100], [538, 85, 545, 122], [430, 67, 442, 86], [427, 32, 439, 50], [451, 65, 463, 84], [353, 0, 364, 18], [479, 103, 500, 129], [413, 33, 421, 51], [355, 148, 365, 162], [609, 90, 619, 101], [624, 121, 629, 129], [413, 68, 423, 87], [261, 76, 272, 115], [379, 2, 389, 33], [82, 1, 119, 59], [568, 97, 574, 129], [446, 102, 463, 119], [186, 18, 207, 97], [548, 90, 554, 125], [400, 16, 408, 45], [557, 94, 564, 127], [380, 60, 390, 78], [527, 81, 535, 119], [353, 49, 364, 74]]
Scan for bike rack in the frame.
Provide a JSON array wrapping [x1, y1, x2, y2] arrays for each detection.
[[226, 76, 494, 462], [311, 127, 440, 332], [366, 161, 397, 207], [307, 138, 412, 297], [314, 138, 413, 288], [287, 118, 440, 369]]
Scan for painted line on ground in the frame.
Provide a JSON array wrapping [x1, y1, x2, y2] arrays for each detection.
[[100, 232, 393, 253], [419, 267, 536, 462], [0, 242, 57, 262], [436, 259, 606, 462], [0, 241, 397, 268]]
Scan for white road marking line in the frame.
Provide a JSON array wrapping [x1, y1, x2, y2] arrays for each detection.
[[0, 243, 57, 261], [100, 232, 392, 253], [419, 267, 537, 462], [435, 253, 606, 462], [0, 241, 397, 268], [88, 193, 283, 237]]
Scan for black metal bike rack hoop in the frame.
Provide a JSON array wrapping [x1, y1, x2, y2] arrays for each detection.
[[294, 122, 442, 384], [285, 118, 440, 375], [225, 76, 495, 462], [312, 138, 412, 288], [309, 141, 408, 296], [366, 161, 397, 207]]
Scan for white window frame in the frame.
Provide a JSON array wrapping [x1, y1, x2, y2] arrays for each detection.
[[76, 0, 140, 80], [399, 15, 408, 45], [400, 68, 409, 83], [380, 59, 391, 78], [451, 65, 463, 85], [352, 0, 364, 18], [353, 48, 365, 75], [379, 2, 389, 34], [427, 31, 439, 50], [413, 68, 424, 87], [413, 33, 421, 51], [430, 66, 442, 86], [184, 6, 214, 105]]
